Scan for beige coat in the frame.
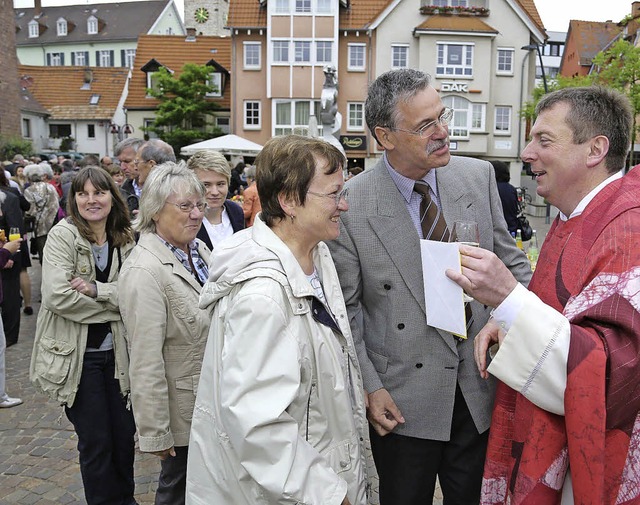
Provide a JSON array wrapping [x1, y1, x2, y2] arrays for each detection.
[[30, 219, 134, 407], [118, 233, 211, 452]]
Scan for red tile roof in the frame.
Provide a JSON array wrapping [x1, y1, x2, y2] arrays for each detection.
[[567, 20, 622, 66], [126, 34, 232, 110], [514, 0, 545, 34], [17, 65, 128, 120]]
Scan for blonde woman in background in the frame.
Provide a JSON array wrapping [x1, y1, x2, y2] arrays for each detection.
[[186, 150, 244, 249]]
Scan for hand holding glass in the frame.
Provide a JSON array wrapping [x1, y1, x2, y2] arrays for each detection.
[[9, 227, 21, 242], [452, 221, 479, 302]]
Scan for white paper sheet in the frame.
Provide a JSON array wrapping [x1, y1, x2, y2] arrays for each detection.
[[420, 239, 467, 338]]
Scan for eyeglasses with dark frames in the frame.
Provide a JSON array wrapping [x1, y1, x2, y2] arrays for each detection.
[[392, 107, 454, 139]]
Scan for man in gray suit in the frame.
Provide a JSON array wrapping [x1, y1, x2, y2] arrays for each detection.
[[328, 68, 532, 504]]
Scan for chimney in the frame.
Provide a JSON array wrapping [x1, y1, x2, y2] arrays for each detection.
[[633, 1, 640, 18], [34, 0, 42, 16]]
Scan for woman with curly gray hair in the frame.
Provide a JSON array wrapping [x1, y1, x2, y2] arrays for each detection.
[[118, 161, 211, 505], [23, 164, 60, 263]]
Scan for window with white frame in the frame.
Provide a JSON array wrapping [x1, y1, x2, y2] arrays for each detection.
[[443, 95, 485, 138], [496, 48, 514, 75], [274, 100, 321, 136], [347, 102, 365, 131], [494, 106, 511, 134], [295, 0, 311, 12], [57, 18, 67, 36], [391, 44, 409, 68], [348, 43, 366, 71], [28, 20, 39, 38], [471, 103, 485, 131], [244, 101, 261, 129], [124, 49, 136, 68], [146, 72, 162, 95], [98, 50, 112, 66], [275, 0, 289, 13], [73, 51, 88, 66], [316, 41, 332, 64], [244, 42, 261, 69], [294, 41, 311, 63], [316, 0, 332, 13], [206, 72, 223, 97], [87, 15, 98, 34], [47, 52, 64, 66], [437, 43, 473, 77], [273, 41, 290, 63]]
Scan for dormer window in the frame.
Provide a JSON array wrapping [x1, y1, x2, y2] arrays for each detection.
[[57, 18, 67, 36], [28, 19, 39, 38], [87, 15, 98, 35], [141, 59, 170, 96]]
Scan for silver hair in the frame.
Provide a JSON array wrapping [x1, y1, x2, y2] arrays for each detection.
[[186, 149, 231, 183], [39, 163, 54, 179], [133, 161, 205, 234], [244, 164, 256, 179], [365, 68, 432, 143], [24, 164, 45, 182], [114, 137, 145, 157], [139, 139, 176, 164]]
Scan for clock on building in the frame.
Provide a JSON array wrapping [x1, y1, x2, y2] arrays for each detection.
[[194, 7, 209, 23]]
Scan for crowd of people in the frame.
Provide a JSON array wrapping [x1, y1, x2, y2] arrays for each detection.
[[1, 68, 637, 505]]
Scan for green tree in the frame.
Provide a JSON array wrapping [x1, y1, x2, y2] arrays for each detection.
[[591, 39, 640, 166], [144, 63, 223, 155]]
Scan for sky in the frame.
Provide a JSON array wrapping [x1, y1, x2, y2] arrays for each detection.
[[534, 0, 631, 32], [11, 0, 634, 33]]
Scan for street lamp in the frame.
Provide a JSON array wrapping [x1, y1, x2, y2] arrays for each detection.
[[522, 43, 548, 93], [109, 123, 134, 141]]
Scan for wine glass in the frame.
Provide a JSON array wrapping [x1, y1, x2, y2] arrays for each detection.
[[452, 221, 479, 302], [9, 227, 21, 242]]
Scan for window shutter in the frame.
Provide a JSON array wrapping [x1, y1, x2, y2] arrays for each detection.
[[46, 53, 51, 66], [121, 49, 126, 67], [110, 50, 114, 66], [84, 52, 89, 65], [71, 52, 75, 65], [60, 53, 65, 65], [96, 50, 100, 67]]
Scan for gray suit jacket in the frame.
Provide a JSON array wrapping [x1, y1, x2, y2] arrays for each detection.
[[328, 156, 532, 440]]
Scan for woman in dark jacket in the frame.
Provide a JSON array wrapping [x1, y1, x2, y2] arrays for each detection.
[[187, 150, 244, 249]]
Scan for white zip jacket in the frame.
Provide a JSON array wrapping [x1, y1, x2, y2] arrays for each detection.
[[187, 216, 376, 505]]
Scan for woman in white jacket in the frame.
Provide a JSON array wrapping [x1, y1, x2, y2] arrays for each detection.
[[187, 135, 376, 505]]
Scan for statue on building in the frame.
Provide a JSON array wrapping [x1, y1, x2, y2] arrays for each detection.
[[318, 65, 344, 154]]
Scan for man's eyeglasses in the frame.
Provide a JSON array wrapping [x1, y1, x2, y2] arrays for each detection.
[[307, 187, 350, 206], [392, 107, 454, 139], [167, 201, 207, 213]]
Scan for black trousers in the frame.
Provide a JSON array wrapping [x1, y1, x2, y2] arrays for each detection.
[[155, 445, 188, 505], [1, 261, 21, 346], [370, 385, 489, 505], [65, 350, 137, 505]]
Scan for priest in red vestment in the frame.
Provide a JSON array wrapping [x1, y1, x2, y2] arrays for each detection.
[[447, 86, 640, 505]]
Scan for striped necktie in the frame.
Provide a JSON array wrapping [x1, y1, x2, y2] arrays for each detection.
[[414, 182, 473, 337], [414, 182, 450, 241]]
